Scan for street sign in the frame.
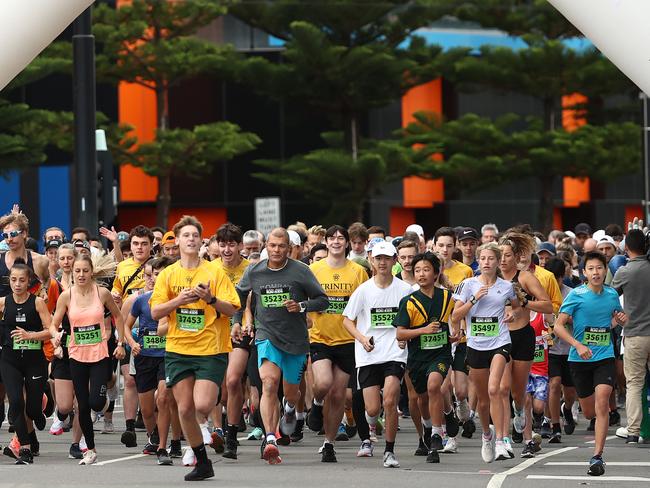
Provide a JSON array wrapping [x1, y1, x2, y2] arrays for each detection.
[[255, 197, 281, 237]]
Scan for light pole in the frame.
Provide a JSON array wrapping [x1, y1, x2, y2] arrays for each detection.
[[642, 92, 650, 224]]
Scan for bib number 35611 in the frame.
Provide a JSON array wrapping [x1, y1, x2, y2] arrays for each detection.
[[582, 326, 610, 347]]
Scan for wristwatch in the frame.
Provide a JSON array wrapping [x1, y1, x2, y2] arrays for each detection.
[[469, 295, 477, 305], [299, 301, 307, 313], [207, 296, 217, 305], [117, 341, 124, 347]]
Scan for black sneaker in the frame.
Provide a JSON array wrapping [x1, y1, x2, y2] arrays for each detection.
[[423, 427, 432, 448], [121, 430, 137, 448], [521, 441, 536, 458], [238, 413, 247, 433], [426, 448, 440, 463], [587, 418, 596, 432], [307, 403, 324, 432], [345, 423, 358, 439], [34, 413, 46, 431], [16, 448, 33, 465], [222, 436, 238, 459], [540, 421, 552, 438], [135, 410, 145, 430], [609, 410, 621, 427], [69, 443, 83, 459], [414, 437, 428, 456], [548, 432, 561, 444], [321, 442, 337, 463], [445, 411, 460, 438], [290, 419, 305, 443], [276, 432, 291, 446], [143, 442, 159, 455], [461, 418, 476, 439], [587, 455, 605, 476], [561, 402, 575, 435], [184, 461, 215, 481], [259, 438, 266, 460], [30, 438, 40, 457], [626, 435, 640, 444], [156, 448, 173, 466], [150, 426, 160, 446], [511, 429, 523, 443], [169, 440, 182, 458], [430, 434, 443, 452]]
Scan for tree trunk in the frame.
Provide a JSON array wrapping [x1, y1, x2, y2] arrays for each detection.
[[343, 112, 358, 161], [538, 174, 555, 235], [156, 173, 171, 228]]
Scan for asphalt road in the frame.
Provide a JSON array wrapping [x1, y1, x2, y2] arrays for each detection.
[[0, 408, 648, 488]]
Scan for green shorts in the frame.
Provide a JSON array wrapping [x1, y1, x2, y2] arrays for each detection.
[[408, 356, 451, 395], [164, 352, 228, 388]]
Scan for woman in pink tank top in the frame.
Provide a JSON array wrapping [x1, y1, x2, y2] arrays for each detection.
[[51, 255, 125, 465]]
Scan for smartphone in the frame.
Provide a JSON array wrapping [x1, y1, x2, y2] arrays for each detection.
[[369, 336, 375, 346]]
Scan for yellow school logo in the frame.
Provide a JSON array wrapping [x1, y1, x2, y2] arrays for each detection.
[[438, 363, 447, 373]]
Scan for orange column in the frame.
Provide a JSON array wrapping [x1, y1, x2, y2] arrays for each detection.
[[401, 79, 444, 207], [562, 93, 590, 207]]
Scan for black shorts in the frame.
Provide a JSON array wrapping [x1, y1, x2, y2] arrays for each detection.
[[452, 342, 469, 374], [408, 356, 452, 394], [133, 355, 165, 393], [548, 353, 574, 387], [232, 334, 253, 351], [120, 349, 131, 367], [466, 344, 511, 370], [51, 357, 72, 381], [612, 326, 623, 360], [246, 343, 262, 390], [310, 342, 355, 376], [570, 358, 615, 399], [510, 324, 535, 361], [357, 361, 405, 390]]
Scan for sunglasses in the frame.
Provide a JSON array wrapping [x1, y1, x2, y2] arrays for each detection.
[[2, 230, 21, 240]]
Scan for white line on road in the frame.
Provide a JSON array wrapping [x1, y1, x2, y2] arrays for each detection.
[[546, 461, 650, 466], [527, 475, 650, 482], [486, 446, 578, 488], [93, 453, 148, 466], [585, 435, 616, 444]]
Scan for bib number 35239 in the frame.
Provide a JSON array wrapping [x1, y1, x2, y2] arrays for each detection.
[[176, 308, 205, 332], [73, 324, 102, 346], [470, 317, 499, 337], [260, 287, 291, 308]]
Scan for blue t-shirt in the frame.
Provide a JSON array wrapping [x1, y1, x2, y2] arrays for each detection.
[[131, 291, 165, 358], [559, 284, 622, 363]]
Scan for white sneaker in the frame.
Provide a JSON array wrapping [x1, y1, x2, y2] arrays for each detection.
[[442, 436, 457, 453], [79, 436, 88, 452], [107, 381, 119, 402], [503, 437, 515, 458], [616, 426, 628, 439], [357, 440, 374, 457], [383, 451, 400, 468], [79, 449, 97, 465], [102, 420, 114, 434], [369, 425, 378, 443], [182, 447, 196, 466], [456, 399, 470, 423], [572, 402, 580, 424], [512, 402, 526, 433], [495, 440, 510, 461], [200, 423, 211, 445], [50, 418, 65, 435], [481, 426, 495, 463]]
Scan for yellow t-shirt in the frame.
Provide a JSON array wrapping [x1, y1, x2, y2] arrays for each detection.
[[111, 257, 147, 298], [210, 257, 250, 286], [150, 260, 240, 356], [533, 265, 562, 314], [444, 260, 473, 289], [309, 259, 368, 346]]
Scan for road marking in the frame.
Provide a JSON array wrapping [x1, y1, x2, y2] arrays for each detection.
[[527, 475, 650, 482], [93, 453, 148, 466], [585, 435, 616, 444], [546, 461, 650, 466], [486, 446, 578, 488]]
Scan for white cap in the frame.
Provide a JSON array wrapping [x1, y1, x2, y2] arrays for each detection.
[[564, 230, 576, 239], [592, 229, 606, 242], [597, 235, 616, 249], [406, 224, 424, 237], [287, 230, 301, 247], [371, 241, 397, 258]]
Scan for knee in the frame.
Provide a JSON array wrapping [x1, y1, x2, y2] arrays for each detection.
[[487, 384, 500, 399], [261, 377, 278, 396], [124, 375, 136, 388], [226, 374, 241, 394], [383, 395, 398, 412], [176, 402, 194, 420]]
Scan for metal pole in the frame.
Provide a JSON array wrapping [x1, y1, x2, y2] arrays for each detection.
[[642, 92, 650, 224], [72, 7, 98, 232]]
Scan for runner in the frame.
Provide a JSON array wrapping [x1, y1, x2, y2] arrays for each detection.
[[234, 227, 329, 465], [151, 215, 240, 481], [481, 224, 499, 244], [0, 260, 56, 464], [161, 231, 180, 259], [396, 240, 418, 286], [342, 241, 411, 467], [348, 223, 369, 260], [50, 254, 126, 465], [451, 243, 522, 463], [307, 225, 368, 462], [457, 228, 480, 275], [553, 251, 627, 477], [242, 230, 263, 258]]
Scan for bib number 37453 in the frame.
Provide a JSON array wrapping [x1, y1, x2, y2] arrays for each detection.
[[176, 308, 205, 332]]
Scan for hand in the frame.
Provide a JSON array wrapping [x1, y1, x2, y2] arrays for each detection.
[[100, 226, 119, 243], [54, 346, 63, 359], [231, 323, 243, 343], [52, 331, 63, 347], [448, 329, 462, 343], [11, 204, 21, 215], [397, 340, 407, 350], [176, 288, 199, 306], [504, 310, 517, 323], [193, 282, 212, 302], [421, 321, 441, 334], [283, 300, 301, 313], [111, 291, 122, 308], [242, 322, 254, 337], [10, 327, 30, 341], [360, 335, 374, 352], [612, 311, 627, 327], [198, 244, 208, 259], [575, 343, 592, 360], [474, 285, 489, 301], [129, 340, 141, 357], [627, 217, 648, 233], [113, 345, 126, 360]]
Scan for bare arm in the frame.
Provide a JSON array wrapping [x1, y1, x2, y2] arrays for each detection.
[[521, 272, 553, 314]]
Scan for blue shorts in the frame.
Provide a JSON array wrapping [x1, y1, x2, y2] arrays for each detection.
[[255, 339, 307, 385], [526, 374, 549, 402]]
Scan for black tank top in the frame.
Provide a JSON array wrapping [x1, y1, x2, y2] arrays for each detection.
[[0, 252, 35, 298], [1, 294, 42, 350], [511, 270, 534, 302]]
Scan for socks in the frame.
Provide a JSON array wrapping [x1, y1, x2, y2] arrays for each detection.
[[421, 418, 432, 429], [313, 398, 324, 407], [552, 422, 561, 433], [365, 413, 378, 427], [125, 419, 135, 432], [192, 444, 209, 464], [385, 441, 395, 453], [227, 423, 238, 440], [284, 402, 295, 414], [266, 433, 276, 442], [483, 430, 492, 441], [57, 410, 68, 422], [296, 412, 305, 420], [432, 426, 443, 437]]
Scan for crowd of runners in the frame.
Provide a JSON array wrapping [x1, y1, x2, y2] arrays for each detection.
[[0, 205, 648, 481]]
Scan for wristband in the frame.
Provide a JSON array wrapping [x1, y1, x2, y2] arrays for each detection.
[[469, 295, 477, 305], [207, 296, 217, 305]]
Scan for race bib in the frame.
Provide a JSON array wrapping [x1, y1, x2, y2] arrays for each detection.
[[260, 287, 291, 308], [582, 326, 610, 347], [15, 313, 26, 323], [73, 324, 102, 346], [176, 308, 205, 332], [420, 331, 448, 350], [534, 343, 545, 363], [470, 317, 499, 337], [370, 307, 398, 329], [326, 296, 349, 315], [143, 330, 166, 349], [12, 338, 40, 350]]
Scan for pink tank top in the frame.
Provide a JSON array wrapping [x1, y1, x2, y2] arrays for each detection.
[[67, 285, 109, 363]]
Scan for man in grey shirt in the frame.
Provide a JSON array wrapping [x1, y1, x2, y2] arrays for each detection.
[[611, 229, 650, 443], [235, 227, 328, 464]]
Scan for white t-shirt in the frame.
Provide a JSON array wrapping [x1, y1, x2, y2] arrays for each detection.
[[343, 277, 412, 367], [453, 277, 516, 351]]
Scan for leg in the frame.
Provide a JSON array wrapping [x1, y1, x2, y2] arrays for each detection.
[[121, 363, 138, 429], [469, 368, 491, 433], [138, 390, 156, 436], [226, 348, 249, 427], [593, 384, 613, 455], [382, 376, 401, 444], [258, 360, 282, 436], [156, 381, 171, 449], [488, 355, 508, 439], [0, 358, 29, 446], [310, 359, 334, 403], [323, 367, 350, 443], [70, 360, 95, 450], [404, 373, 424, 437], [623, 336, 650, 436], [548, 376, 562, 425]]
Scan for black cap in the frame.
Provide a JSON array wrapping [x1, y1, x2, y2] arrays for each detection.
[[457, 227, 479, 242], [574, 223, 592, 236], [45, 239, 61, 250]]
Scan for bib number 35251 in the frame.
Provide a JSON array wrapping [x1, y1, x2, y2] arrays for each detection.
[[176, 308, 205, 332], [73, 324, 102, 345], [470, 317, 499, 337]]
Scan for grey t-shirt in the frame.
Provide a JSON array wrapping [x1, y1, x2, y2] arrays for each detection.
[[550, 283, 572, 355], [235, 259, 329, 354], [611, 256, 650, 336]]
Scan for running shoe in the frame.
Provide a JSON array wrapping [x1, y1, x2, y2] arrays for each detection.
[[357, 440, 374, 457], [3, 436, 19, 460], [210, 428, 225, 453], [511, 429, 523, 443], [383, 451, 400, 468], [461, 418, 476, 438], [481, 426, 496, 463], [540, 420, 552, 438], [609, 410, 621, 426], [321, 442, 337, 463], [290, 419, 305, 442], [156, 448, 173, 465], [200, 424, 211, 445], [414, 437, 428, 456], [456, 399, 470, 423], [276, 431, 291, 446], [121, 430, 137, 448], [279, 408, 297, 436], [548, 431, 561, 444], [503, 437, 515, 458], [248, 427, 264, 440], [442, 436, 457, 453], [182, 447, 197, 466], [444, 410, 460, 438], [262, 439, 282, 465], [307, 402, 324, 432], [184, 462, 215, 481], [142, 442, 159, 455], [50, 418, 65, 436], [102, 420, 114, 434], [521, 441, 536, 458], [430, 433, 443, 452], [587, 418, 596, 432], [369, 425, 378, 443], [512, 403, 526, 434], [16, 448, 33, 465], [562, 402, 575, 435], [169, 440, 182, 458], [495, 440, 510, 461], [223, 435, 238, 459], [69, 443, 83, 460], [426, 448, 440, 463], [616, 426, 628, 439], [345, 423, 358, 439], [626, 435, 640, 444], [587, 454, 605, 476], [79, 450, 97, 465], [335, 423, 349, 441], [79, 436, 88, 452]]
